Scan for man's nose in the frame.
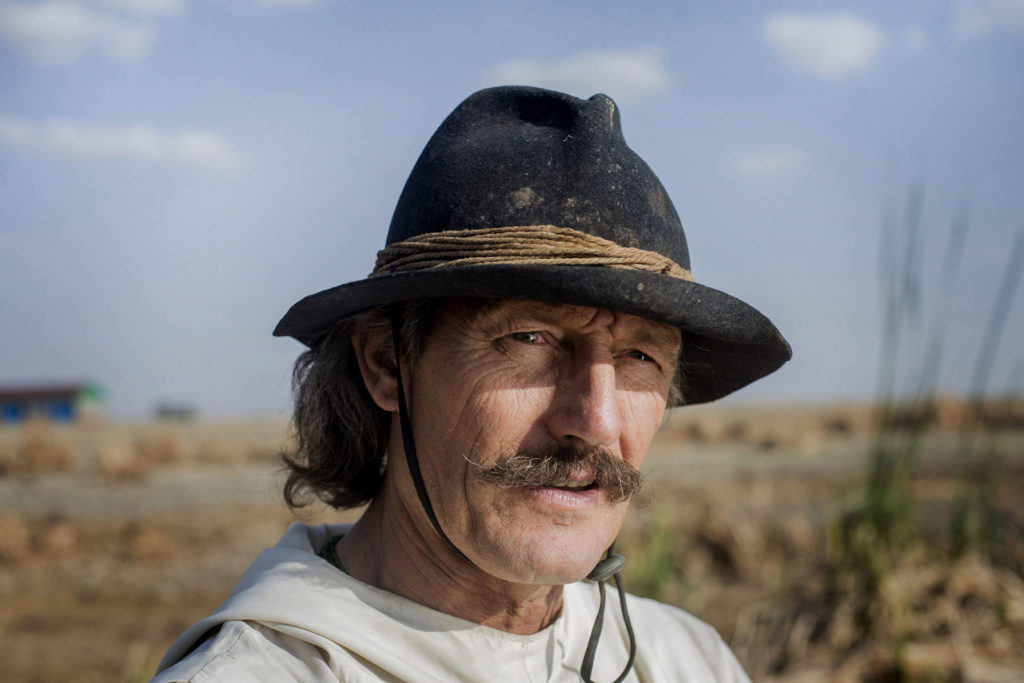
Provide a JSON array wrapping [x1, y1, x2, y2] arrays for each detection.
[[547, 351, 622, 447]]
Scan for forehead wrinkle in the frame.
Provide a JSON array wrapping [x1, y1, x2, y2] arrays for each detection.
[[621, 323, 681, 351], [471, 299, 595, 326]]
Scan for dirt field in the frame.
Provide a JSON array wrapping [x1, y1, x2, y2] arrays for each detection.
[[1, 403, 1022, 682]]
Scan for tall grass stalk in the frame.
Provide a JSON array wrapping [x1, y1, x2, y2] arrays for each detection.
[[832, 181, 1022, 662], [866, 184, 964, 548], [829, 186, 978, 645], [951, 230, 1024, 558]]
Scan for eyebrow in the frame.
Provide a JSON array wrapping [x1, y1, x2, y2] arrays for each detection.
[[477, 300, 681, 347], [627, 326, 681, 349]]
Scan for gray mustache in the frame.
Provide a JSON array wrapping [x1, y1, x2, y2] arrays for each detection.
[[474, 445, 645, 503]]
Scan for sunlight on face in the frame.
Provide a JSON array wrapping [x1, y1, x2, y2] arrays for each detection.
[[407, 298, 681, 585]]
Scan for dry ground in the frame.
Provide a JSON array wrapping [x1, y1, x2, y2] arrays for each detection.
[[1, 402, 1022, 682]]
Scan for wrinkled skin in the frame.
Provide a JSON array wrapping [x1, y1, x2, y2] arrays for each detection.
[[340, 298, 680, 634]]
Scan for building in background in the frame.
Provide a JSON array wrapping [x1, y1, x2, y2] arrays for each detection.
[[0, 383, 105, 423], [154, 401, 197, 421]]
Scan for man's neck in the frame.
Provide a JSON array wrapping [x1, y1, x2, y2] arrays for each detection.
[[336, 486, 564, 635]]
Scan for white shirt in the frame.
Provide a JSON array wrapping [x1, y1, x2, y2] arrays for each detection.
[[151, 523, 750, 682]]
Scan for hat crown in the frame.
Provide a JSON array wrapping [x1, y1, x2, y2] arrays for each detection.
[[275, 85, 791, 404], [386, 86, 690, 270]]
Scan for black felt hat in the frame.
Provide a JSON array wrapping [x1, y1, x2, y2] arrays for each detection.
[[274, 85, 790, 405]]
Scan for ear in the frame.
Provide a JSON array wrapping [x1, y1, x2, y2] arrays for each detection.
[[351, 321, 399, 412]]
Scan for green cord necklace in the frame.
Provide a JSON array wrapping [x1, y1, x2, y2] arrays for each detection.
[[316, 534, 346, 573]]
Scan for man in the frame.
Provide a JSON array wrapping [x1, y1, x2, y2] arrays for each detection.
[[152, 86, 790, 682]]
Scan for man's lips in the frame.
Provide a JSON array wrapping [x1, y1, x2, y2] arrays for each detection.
[[526, 482, 604, 508], [543, 468, 597, 490]]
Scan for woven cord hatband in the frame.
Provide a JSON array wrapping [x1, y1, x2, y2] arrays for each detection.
[[370, 225, 694, 281]]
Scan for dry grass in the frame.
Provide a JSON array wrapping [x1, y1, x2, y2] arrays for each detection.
[[0, 419, 72, 477], [1, 408, 1022, 682], [0, 417, 290, 485], [622, 418, 1024, 682]]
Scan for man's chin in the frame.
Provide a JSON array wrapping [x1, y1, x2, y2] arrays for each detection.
[[462, 500, 625, 585], [477, 542, 611, 587]]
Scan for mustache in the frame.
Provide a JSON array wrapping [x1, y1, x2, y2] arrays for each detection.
[[471, 444, 645, 504]]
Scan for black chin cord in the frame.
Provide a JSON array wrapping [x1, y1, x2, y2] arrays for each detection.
[[581, 545, 637, 682], [390, 314, 468, 562], [388, 316, 636, 682]]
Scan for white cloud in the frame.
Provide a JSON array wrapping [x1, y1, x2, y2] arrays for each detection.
[[256, 0, 323, 6], [731, 145, 810, 176], [0, 115, 245, 171], [903, 26, 929, 54], [485, 45, 671, 105], [953, 0, 1024, 39], [0, 0, 159, 64], [0, 0, 184, 65], [88, 0, 184, 17], [763, 12, 884, 81]]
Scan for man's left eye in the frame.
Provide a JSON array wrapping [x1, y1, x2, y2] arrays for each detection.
[[626, 349, 654, 363], [510, 331, 543, 344]]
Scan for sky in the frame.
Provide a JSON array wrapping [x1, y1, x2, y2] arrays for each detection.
[[1, 0, 1022, 419]]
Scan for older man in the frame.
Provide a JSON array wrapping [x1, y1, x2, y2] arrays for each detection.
[[152, 86, 790, 682]]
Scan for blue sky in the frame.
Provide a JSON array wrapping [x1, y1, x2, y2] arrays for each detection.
[[1, 0, 1022, 418]]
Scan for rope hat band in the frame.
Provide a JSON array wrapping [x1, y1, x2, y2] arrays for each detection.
[[370, 225, 695, 281]]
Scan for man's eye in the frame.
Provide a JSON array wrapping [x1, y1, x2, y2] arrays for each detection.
[[626, 349, 654, 363], [510, 331, 543, 344]]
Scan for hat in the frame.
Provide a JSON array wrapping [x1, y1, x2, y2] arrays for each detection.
[[274, 86, 790, 405]]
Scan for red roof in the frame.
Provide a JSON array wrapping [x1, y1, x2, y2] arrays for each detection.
[[0, 384, 90, 400]]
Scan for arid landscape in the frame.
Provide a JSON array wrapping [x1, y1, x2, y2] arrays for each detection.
[[1, 400, 1023, 682]]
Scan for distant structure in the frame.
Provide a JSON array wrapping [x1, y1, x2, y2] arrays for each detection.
[[0, 382, 105, 423], [154, 401, 197, 421]]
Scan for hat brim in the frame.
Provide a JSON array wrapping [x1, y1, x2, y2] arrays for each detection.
[[273, 265, 791, 405]]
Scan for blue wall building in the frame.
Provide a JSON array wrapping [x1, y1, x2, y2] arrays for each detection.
[[0, 383, 104, 423]]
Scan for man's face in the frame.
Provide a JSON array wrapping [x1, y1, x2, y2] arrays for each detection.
[[405, 298, 680, 586]]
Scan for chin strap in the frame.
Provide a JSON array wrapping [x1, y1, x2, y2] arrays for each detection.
[[581, 544, 637, 683], [390, 313, 469, 562], [389, 314, 636, 682]]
